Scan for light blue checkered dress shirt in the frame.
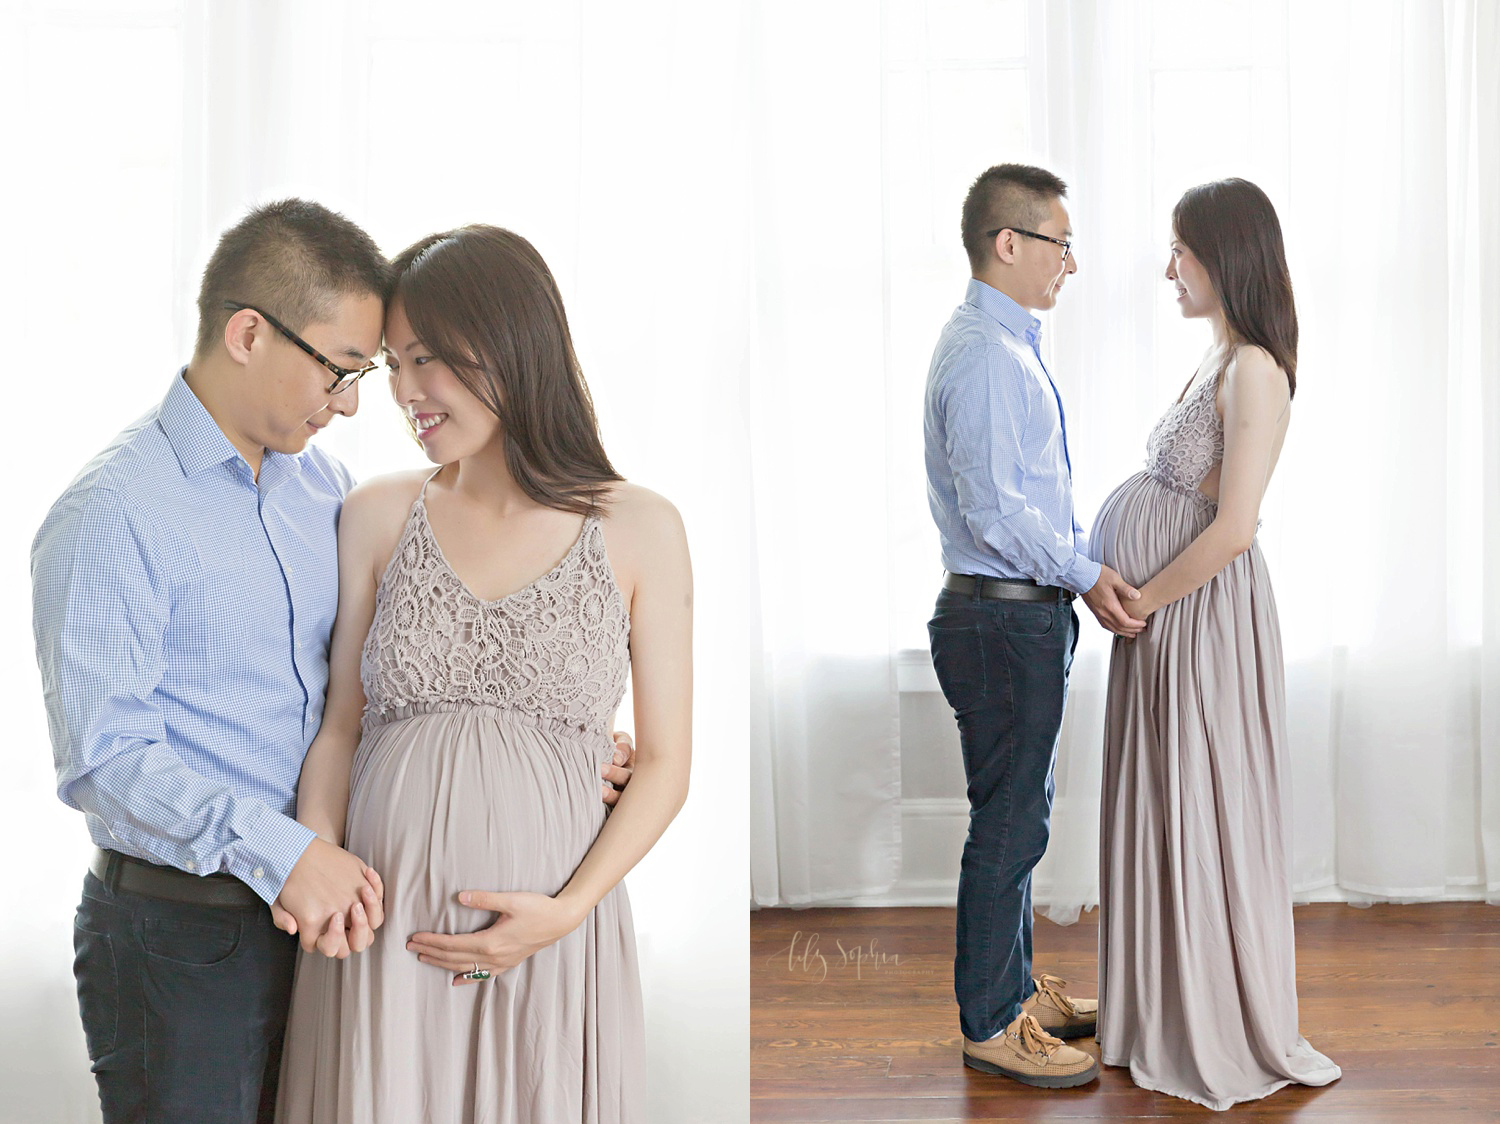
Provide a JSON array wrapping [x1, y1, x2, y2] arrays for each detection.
[[32, 371, 352, 905], [924, 279, 1100, 595]]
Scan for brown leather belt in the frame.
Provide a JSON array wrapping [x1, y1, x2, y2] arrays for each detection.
[[90, 848, 263, 908], [943, 572, 1074, 603]]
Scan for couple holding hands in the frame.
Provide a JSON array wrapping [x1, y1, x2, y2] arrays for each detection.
[[32, 203, 690, 1123], [924, 163, 1342, 1111]]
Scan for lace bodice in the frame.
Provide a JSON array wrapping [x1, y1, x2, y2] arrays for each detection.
[[360, 498, 630, 738], [1145, 367, 1225, 496]]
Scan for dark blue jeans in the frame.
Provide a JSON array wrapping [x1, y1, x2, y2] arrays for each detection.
[[928, 586, 1079, 1042], [74, 870, 298, 1123]]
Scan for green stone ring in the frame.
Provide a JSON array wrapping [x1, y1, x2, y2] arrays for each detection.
[[463, 964, 491, 981]]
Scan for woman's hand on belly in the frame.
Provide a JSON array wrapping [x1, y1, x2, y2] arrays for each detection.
[[406, 890, 589, 985]]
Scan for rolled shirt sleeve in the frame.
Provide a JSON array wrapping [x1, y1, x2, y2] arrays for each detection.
[[33, 486, 314, 904]]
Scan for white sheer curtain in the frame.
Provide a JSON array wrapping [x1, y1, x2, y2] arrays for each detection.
[[1477, 0, 1500, 901], [1, 3, 749, 1121], [746, 0, 904, 907], [751, 0, 1500, 915]]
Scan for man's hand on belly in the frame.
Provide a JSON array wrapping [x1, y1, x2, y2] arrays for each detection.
[[602, 730, 636, 806]]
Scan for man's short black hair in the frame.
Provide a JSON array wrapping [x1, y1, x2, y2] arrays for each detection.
[[193, 199, 390, 358], [961, 164, 1069, 272]]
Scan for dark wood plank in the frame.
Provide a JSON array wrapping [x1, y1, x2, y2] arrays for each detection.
[[751, 904, 1500, 1122]]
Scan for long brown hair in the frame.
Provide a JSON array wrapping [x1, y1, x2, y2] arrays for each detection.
[[1172, 178, 1298, 396], [388, 226, 622, 514]]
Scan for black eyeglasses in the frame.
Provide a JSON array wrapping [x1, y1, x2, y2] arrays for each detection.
[[222, 301, 380, 394], [985, 227, 1074, 259]]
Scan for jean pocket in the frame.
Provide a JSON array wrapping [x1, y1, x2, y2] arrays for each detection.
[[928, 620, 986, 706], [998, 601, 1058, 638], [929, 591, 987, 636], [73, 922, 119, 1060], [141, 915, 243, 967]]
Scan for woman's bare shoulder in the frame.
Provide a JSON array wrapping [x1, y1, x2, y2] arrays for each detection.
[[599, 481, 685, 534], [339, 469, 432, 548], [597, 483, 691, 611], [343, 469, 430, 516], [1225, 344, 1287, 386], [596, 482, 688, 575], [1222, 345, 1291, 410]]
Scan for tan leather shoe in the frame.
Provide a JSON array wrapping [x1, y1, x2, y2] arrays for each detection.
[[1022, 973, 1097, 1040], [962, 1012, 1099, 1087]]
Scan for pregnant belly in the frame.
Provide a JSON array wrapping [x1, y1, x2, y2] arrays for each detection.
[[1090, 471, 1217, 589], [344, 709, 609, 916]]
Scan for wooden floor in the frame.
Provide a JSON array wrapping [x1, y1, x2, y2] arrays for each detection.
[[752, 904, 1500, 1123]]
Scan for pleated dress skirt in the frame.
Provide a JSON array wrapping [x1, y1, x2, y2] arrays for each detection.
[[1091, 469, 1340, 1111], [276, 705, 644, 1124]]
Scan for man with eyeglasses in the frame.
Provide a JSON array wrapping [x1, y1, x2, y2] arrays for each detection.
[[31, 199, 395, 1123], [923, 164, 1145, 1089], [33, 200, 640, 1122]]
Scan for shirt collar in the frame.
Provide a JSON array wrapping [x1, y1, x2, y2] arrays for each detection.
[[159, 369, 302, 485], [965, 278, 1043, 348]]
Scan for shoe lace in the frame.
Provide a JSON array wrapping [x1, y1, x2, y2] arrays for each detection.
[[1012, 1013, 1065, 1059], [1034, 973, 1079, 1017]]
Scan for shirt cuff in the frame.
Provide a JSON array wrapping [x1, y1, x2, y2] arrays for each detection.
[[1060, 553, 1101, 596], [222, 811, 318, 906]]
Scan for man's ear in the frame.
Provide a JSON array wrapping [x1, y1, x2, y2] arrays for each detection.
[[992, 229, 1018, 266], [222, 307, 264, 367]]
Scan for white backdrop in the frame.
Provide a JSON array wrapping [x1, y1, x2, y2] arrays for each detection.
[[0, 3, 749, 1122], [751, 0, 1500, 914]]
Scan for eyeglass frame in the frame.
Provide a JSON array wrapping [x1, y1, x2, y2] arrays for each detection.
[[984, 226, 1074, 259], [222, 300, 380, 394]]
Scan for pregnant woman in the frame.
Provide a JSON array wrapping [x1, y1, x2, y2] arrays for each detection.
[[1090, 179, 1340, 1111], [276, 225, 692, 1123]]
